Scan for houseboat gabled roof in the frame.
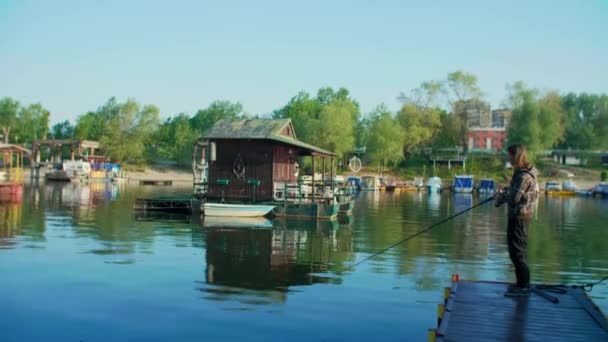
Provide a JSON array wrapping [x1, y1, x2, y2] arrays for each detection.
[[0, 143, 31, 155], [203, 119, 336, 157]]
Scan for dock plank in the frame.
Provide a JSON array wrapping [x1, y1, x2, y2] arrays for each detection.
[[435, 280, 608, 342]]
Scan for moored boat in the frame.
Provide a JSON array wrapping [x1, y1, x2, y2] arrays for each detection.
[[203, 216, 273, 228], [203, 203, 275, 217], [453, 175, 474, 193], [426, 176, 442, 193], [361, 176, 380, 191], [477, 178, 495, 194]]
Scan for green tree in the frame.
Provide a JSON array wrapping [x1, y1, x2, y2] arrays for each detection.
[[50, 120, 75, 139], [97, 98, 160, 163], [366, 105, 404, 169], [443, 71, 484, 152], [154, 114, 197, 165], [316, 99, 358, 158], [560, 93, 608, 150], [190, 100, 244, 136], [396, 103, 441, 159], [507, 85, 564, 154], [0, 97, 20, 143], [15, 103, 50, 143], [74, 97, 120, 140], [273, 87, 359, 157]]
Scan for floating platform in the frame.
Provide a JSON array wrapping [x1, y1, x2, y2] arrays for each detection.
[[133, 197, 194, 213], [429, 278, 608, 341], [139, 179, 173, 186]]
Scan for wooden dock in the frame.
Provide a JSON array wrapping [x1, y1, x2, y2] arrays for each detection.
[[139, 179, 173, 186], [430, 278, 608, 341]]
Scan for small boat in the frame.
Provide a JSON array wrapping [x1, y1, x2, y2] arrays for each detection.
[[203, 203, 275, 217], [477, 178, 496, 194], [347, 177, 361, 191], [592, 182, 608, 198], [557, 180, 577, 196], [453, 175, 474, 193], [427, 177, 442, 193], [361, 176, 380, 191], [384, 177, 397, 192], [545, 181, 561, 195]]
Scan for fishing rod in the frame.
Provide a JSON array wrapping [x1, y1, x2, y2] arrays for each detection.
[[347, 195, 496, 270]]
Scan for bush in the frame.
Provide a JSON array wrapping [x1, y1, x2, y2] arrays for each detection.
[[601, 171, 607, 182]]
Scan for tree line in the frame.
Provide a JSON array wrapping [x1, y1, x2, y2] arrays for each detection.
[[0, 70, 607, 167]]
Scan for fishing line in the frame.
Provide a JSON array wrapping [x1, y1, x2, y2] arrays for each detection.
[[347, 195, 496, 270]]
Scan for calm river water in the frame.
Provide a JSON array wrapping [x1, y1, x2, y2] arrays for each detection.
[[1, 183, 607, 341]]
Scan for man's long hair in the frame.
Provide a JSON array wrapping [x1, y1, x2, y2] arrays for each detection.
[[507, 144, 532, 171]]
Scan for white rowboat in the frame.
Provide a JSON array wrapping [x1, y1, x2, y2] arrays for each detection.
[[203, 203, 275, 217]]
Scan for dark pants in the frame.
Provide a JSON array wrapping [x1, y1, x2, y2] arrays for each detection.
[[507, 215, 530, 288]]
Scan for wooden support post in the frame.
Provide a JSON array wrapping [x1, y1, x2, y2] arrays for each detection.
[[330, 157, 334, 192], [322, 157, 326, 189], [70, 145, 75, 161], [311, 156, 315, 202]]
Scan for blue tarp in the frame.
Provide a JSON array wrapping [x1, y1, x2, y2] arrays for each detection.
[[454, 176, 473, 188], [347, 177, 361, 187], [92, 163, 121, 172], [478, 179, 495, 190]]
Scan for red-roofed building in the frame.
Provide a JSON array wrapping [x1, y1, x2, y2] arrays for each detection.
[[467, 128, 507, 152]]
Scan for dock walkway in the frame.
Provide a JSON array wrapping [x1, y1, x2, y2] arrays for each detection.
[[431, 279, 608, 341]]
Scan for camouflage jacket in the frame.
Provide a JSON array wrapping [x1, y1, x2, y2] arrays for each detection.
[[495, 166, 539, 217]]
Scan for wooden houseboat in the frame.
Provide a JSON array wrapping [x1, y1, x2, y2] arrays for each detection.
[[193, 119, 348, 220], [0, 144, 30, 202]]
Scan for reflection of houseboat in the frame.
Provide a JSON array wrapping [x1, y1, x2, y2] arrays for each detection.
[[361, 176, 380, 191], [453, 175, 474, 193], [427, 176, 442, 193], [193, 119, 342, 220], [204, 226, 343, 294]]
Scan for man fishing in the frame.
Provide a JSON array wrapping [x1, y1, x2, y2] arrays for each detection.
[[494, 144, 539, 297]]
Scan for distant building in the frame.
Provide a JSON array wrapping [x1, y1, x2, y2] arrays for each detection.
[[491, 109, 511, 128], [456, 100, 491, 128], [467, 127, 507, 152]]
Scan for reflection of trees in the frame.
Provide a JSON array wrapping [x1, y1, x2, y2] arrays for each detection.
[[202, 220, 354, 303]]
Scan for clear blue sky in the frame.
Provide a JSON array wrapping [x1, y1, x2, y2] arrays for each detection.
[[1, 0, 607, 124]]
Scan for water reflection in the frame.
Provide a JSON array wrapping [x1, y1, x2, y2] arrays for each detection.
[[0, 184, 607, 341], [201, 218, 354, 303]]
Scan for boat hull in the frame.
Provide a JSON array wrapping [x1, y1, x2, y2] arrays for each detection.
[[427, 185, 441, 193], [203, 203, 275, 217], [203, 216, 273, 228]]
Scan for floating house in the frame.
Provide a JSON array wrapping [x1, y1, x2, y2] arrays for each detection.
[[0, 144, 30, 202], [193, 119, 348, 219]]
